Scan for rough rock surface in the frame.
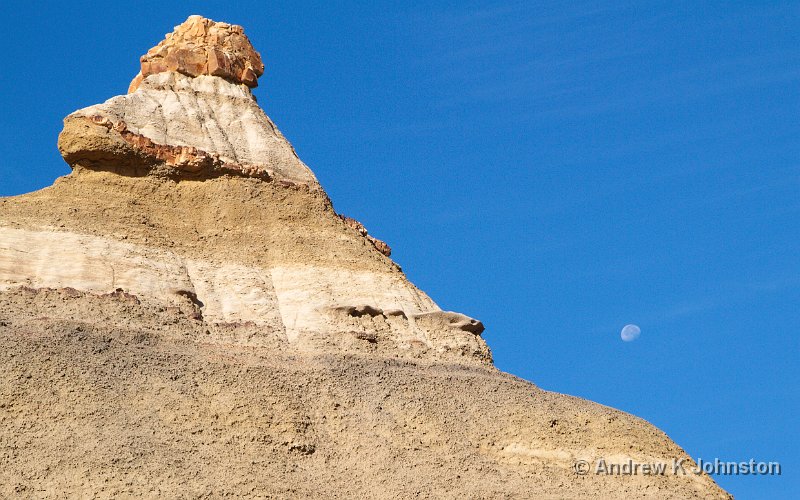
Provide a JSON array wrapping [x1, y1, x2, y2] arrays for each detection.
[[0, 15, 730, 499], [0, 173, 462, 360], [59, 73, 318, 184], [129, 15, 264, 93]]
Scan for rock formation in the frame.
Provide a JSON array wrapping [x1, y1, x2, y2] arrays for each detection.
[[129, 15, 265, 92], [0, 16, 730, 499]]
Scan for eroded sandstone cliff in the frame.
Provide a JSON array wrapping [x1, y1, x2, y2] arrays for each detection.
[[0, 15, 730, 499]]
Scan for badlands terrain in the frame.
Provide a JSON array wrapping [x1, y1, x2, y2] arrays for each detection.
[[0, 15, 730, 499]]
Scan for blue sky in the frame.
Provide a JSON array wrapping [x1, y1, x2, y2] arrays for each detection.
[[1, 1, 798, 497]]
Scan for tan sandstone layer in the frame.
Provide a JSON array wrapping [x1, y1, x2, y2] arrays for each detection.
[[0, 286, 729, 499], [0, 171, 486, 361]]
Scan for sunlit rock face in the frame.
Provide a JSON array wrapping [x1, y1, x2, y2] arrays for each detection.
[[59, 72, 319, 185], [0, 224, 454, 351], [0, 15, 730, 499], [58, 16, 317, 186], [10, 15, 481, 363], [130, 14, 265, 91]]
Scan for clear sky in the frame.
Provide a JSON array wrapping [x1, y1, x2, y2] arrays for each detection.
[[1, 1, 797, 497]]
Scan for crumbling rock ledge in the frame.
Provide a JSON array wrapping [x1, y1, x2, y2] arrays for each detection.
[[339, 215, 392, 257], [60, 114, 308, 186]]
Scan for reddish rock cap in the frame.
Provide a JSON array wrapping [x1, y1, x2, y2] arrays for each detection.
[[129, 15, 265, 93]]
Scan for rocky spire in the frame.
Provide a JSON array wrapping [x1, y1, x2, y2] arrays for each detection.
[[58, 16, 316, 185], [0, 16, 731, 498]]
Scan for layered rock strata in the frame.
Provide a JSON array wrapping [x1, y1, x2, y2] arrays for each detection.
[[15, 15, 482, 363], [59, 72, 317, 184], [0, 15, 730, 499]]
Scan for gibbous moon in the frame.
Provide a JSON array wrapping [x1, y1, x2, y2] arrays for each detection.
[[621, 324, 641, 342]]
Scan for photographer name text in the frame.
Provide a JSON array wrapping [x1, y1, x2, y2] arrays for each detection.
[[573, 458, 781, 476]]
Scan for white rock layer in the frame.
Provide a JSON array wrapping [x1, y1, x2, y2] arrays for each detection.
[[67, 73, 318, 185], [0, 226, 440, 344]]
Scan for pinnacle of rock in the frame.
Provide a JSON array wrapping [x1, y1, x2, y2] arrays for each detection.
[[21, 15, 476, 362], [58, 15, 315, 185], [129, 15, 265, 93], [0, 15, 731, 499]]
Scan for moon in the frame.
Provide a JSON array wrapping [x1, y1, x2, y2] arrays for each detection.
[[620, 324, 641, 342]]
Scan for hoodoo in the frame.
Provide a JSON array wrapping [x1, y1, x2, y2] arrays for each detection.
[[0, 16, 730, 498]]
